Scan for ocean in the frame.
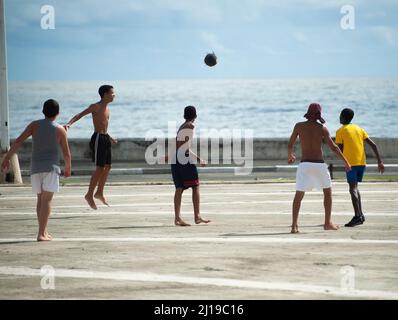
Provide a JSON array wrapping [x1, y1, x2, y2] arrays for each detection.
[[8, 78, 398, 139]]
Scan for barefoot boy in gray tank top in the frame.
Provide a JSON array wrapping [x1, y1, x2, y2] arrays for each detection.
[[1, 99, 71, 241]]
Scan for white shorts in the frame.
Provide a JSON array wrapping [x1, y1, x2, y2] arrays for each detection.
[[296, 162, 331, 192], [31, 166, 61, 194]]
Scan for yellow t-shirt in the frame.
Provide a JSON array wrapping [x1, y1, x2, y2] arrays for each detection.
[[335, 124, 369, 166]]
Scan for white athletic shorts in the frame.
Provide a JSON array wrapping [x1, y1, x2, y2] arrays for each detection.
[[31, 165, 61, 194], [296, 162, 331, 192]]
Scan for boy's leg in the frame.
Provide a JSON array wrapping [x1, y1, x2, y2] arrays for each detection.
[[357, 167, 366, 219], [36, 194, 52, 240], [345, 166, 366, 227], [357, 186, 364, 219], [174, 188, 190, 226], [94, 165, 111, 206], [349, 182, 361, 217], [85, 166, 105, 210], [323, 187, 339, 230], [192, 186, 210, 224], [37, 191, 54, 241], [292, 191, 305, 233], [36, 193, 41, 222], [345, 182, 365, 227]]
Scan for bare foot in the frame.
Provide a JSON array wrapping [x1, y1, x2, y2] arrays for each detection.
[[175, 218, 191, 226], [44, 228, 52, 240], [37, 235, 52, 242], [291, 226, 300, 234], [94, 193, 110, 206], [324, 223, 340, 231], [195, 217, 211, 224], [85, 194, 97, 210]]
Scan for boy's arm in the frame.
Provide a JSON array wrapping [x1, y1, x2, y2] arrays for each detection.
[[1, 122, 35, 172], [287, 124, 298, 164], [57, 126, 72, 177], [323, 126, 351, 171], [178, 123, 205, 166], [186, 124, 206, 166], [365, 138, 384, 173], [188, 150, 206, 167], [64, 104, 96, 131]]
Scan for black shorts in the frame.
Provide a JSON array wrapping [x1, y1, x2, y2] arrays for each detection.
[[90, 132, 112, 167], [171, 155, 199, 190]]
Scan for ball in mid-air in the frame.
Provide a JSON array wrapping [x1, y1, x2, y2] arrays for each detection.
[[204, 52, 217, 67]]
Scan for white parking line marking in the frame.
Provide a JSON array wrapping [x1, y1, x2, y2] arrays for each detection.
[[0, 237, 397, 244], [0, 266, 397, 299]]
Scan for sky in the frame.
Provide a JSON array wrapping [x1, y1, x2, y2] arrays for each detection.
[[5, 0, 398, 80]]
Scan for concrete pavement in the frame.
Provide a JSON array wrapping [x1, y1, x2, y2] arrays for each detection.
[[0, 181, 397, 299]]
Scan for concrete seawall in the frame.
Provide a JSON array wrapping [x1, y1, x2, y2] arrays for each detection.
[[12, 138, 397, 162]]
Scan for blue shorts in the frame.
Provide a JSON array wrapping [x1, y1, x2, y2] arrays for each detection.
[[346, 166, 366, 183]]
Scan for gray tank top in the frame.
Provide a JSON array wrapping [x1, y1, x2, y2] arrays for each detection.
[[31, 119, 60, 175]]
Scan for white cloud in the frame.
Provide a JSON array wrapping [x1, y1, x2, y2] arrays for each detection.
[[200, 32, 232, 54], [56, 0, 223, 26], [260, 47, 289, 55], [293, 32, 309, 45], [159, 0, 223, 23], [371, 26, 398, 47]]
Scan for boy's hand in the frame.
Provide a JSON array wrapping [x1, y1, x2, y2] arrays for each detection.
[[199, 159, 207, 167], [63, 124, 71, 131], [345, 163, 352, 172], [110, 137, 118, 144], [1, 158, 10, 173], [288, 154, 296, 164], [378, 161, 385, 174], [64, 165, 71, 178]]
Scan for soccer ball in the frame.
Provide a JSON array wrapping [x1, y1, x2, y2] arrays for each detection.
[[204, 52, 217, 67]]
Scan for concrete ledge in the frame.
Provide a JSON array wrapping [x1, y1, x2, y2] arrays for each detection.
[[11, 137, 398, 162], [18, 164, 398, 177]]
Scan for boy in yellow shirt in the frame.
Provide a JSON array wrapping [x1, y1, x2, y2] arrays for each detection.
[[336, 108, 385, 227]]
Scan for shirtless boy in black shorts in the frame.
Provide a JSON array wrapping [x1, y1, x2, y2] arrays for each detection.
[[64, 85, 117, 209]]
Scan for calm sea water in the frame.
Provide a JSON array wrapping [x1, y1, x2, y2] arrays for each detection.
[[8, 78, 398, 138]]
